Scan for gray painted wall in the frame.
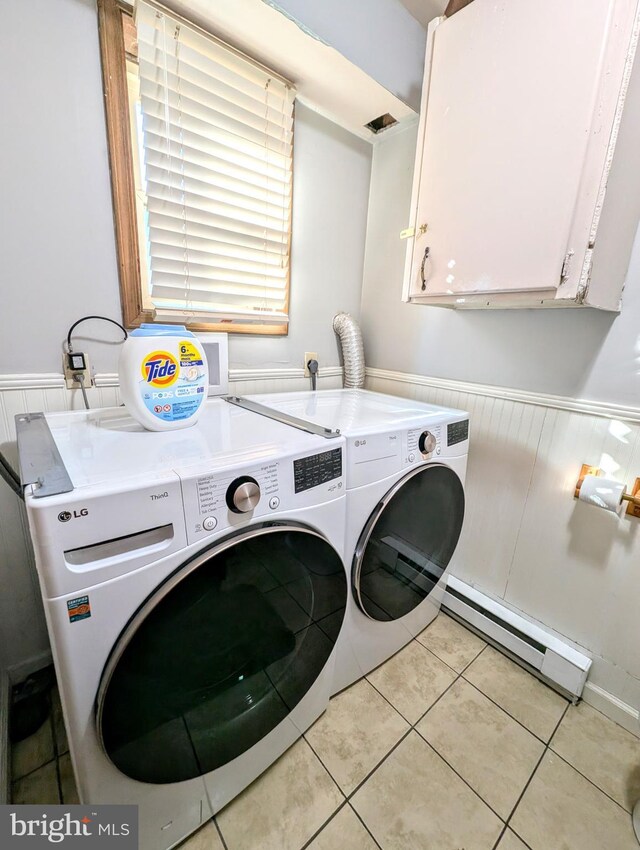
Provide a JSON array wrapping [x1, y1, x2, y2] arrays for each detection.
[[0, 0, 372, 378], [268, 0, 427, 112], [0, 0, 122, 375]]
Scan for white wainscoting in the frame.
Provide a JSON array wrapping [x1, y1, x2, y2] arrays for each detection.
[[228, 367, 343, 396], [0, 368, 342, 681], [366, 368, 640, 735]]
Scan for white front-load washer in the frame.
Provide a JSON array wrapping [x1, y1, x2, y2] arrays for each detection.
[[240, 389, 469, 693], [18, 399, 347, 850]]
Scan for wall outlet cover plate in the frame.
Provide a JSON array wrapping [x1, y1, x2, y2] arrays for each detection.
[[304, 352, 318, 377]]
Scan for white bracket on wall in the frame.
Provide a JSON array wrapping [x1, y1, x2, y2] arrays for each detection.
[[15, 413, 73, 498]]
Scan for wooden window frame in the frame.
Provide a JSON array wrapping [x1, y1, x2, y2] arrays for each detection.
[[97, 0, 290, 335]]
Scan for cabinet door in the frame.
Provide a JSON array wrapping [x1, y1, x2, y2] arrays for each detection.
[[408, 0, 614, 300]]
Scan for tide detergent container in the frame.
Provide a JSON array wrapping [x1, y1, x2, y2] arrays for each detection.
[[118, 325, 209, 431]]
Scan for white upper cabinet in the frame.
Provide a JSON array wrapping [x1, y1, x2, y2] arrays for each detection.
[[403, 0, 640, 310]]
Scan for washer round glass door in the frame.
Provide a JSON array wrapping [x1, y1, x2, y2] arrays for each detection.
[[353, 464, 464, 622], [97, 525, 346, 784]]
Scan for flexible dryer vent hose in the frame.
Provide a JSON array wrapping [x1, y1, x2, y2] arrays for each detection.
[[333, 312, 365, 389]]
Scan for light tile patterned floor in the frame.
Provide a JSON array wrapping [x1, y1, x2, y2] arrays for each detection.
[[11, 613, 640, 850]]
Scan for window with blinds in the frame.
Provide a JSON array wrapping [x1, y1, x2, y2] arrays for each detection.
[[122, 0, 295, 331]]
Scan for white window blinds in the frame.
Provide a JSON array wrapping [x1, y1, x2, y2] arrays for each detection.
[[134, 0, 295, 325]]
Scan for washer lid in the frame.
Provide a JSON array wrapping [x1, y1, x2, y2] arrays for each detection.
[[244, 389, 469, 438], [44, 398, 332, 489]]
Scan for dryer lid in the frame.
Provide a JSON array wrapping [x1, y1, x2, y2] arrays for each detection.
[[244, 389, 469, 438]]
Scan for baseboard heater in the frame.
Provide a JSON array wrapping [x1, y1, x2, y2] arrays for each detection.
[[443, 576, 591, 700]]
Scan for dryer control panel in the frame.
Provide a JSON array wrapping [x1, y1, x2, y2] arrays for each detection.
[[403, 417, 469, 467], [405, 425, 444, 464], [347, 417, 469, 487]]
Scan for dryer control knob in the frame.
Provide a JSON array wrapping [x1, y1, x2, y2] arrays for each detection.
[[226, 477, 261, 513], [418, 431, 437, 456]]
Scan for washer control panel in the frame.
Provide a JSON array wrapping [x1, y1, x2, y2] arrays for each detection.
[[294, 448, 342, 493], [180, 461, 280, 542], [197, 464, 277, 516], [180, 442, 346, 544], [226, 476, 261, 514]]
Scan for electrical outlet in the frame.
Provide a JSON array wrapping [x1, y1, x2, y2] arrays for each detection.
[[304, 352, 318, 377], [63, 352, 93, 390]]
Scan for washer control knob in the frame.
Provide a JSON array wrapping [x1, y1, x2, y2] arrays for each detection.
[[418, 431, 437, 456], [203, 516, 217, 531], [226, 476, 261, 514]]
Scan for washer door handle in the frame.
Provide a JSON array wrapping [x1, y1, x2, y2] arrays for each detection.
[[64, 523, 174, 566]]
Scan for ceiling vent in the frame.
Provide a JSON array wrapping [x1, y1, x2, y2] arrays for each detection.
[[365, 113, 398, 134]]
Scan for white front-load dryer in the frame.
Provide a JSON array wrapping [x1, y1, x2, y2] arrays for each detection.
[[19, 399, 347, 850], [241, 389, 469, 693]]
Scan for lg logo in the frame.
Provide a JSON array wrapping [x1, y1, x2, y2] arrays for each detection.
[[58, 508, 88, 522]]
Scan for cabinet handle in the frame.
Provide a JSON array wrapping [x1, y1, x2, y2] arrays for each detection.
[[420, 246, 431, 291]]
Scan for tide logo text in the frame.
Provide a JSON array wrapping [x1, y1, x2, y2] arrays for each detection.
[[146, 359, 176, 382], [141, 350, 179, 388]]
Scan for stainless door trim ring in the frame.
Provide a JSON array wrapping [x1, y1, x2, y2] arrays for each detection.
[[351, 463, 462, 620], [95, 522, 336, 757]]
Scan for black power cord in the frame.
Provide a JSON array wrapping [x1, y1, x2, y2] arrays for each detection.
[[307, 359, 319, 391], [65, 315, 128, 410], [76, 373, 90, 411], [66, 315, 128, 352], [0, 450, 23, 501]]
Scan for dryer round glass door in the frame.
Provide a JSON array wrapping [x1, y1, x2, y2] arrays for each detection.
[[96, 525, 346, 784], [352, 464, 464, 622]]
